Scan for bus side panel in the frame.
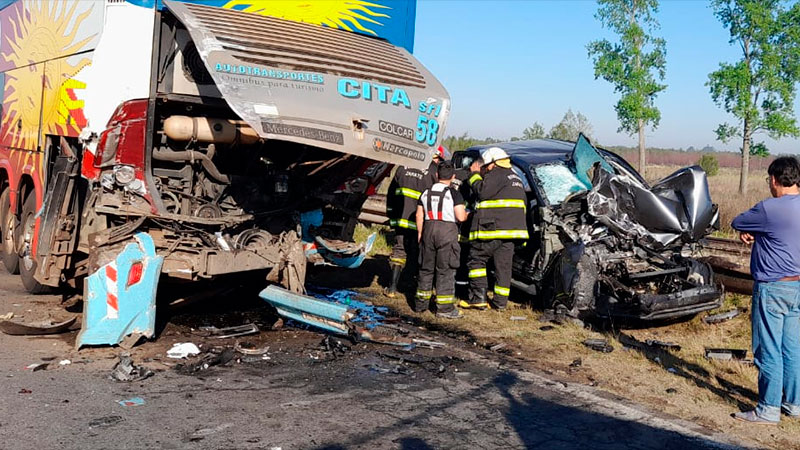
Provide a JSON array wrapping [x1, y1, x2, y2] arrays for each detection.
[[0, 0, 104, 208]]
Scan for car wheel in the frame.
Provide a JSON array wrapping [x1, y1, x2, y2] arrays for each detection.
[[18, 194, 50, 294], [0, 186, 20, 274]]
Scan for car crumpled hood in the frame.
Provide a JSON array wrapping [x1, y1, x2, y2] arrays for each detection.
[[567, 135, 719, 248], [585, 165, 719, 248]]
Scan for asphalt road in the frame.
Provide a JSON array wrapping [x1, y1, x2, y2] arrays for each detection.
[[0, 270, 750, 449]]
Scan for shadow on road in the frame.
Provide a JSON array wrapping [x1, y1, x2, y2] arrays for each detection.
[[311, 371, 734, 449]]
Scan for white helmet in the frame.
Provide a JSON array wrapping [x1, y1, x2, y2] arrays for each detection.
[[481, 147, 509, 165]]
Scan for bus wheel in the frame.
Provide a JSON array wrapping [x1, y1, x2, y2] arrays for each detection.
[[0, 186, 20, 274], [18, 194, 50, 294]]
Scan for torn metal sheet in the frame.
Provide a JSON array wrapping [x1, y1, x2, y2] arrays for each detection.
[[586, 165, 719, 248], [163, 1, 449, 171], [77, 233, 164, 348], [313, 233, 376, 269], [0, 317, 76, 336]]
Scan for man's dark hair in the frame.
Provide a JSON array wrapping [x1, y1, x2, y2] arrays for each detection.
[[768, 156, 800, 187], [437, 161, 455, 180]]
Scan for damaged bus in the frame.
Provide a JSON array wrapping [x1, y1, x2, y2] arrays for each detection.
[[455, 136, 723, 321], [0, 0, 449, 345]]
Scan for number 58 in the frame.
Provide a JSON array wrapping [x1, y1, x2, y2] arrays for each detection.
[[415, 115, 439, 146]]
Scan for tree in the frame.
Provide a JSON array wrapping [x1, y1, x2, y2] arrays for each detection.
[[522, 122, 546, 140], [548, 109, 594, 142], [698, 154, 720, 177], [441, 133, 502, 152], [707, 0, 800, 194], [587, 0, 667, 178]]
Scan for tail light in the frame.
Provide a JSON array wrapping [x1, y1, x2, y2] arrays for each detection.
[[126, 261, 144, 288]]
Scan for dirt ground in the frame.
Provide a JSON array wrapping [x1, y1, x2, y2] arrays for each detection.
[[320, 255, 799, 450], [0, 267, 756, 450]]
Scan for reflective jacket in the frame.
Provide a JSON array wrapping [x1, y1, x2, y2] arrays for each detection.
[[467, 166, 529, 241], [387, 162, 437, 230]]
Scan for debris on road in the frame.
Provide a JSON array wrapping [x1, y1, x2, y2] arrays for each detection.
[[510, 316, 527, 321], [25, 363, 48, 371], [118, 397, 145, 407], [199, 323, 259, 339], [77, 233, 163, 348], [489, 343, 507, 352], [59, 359, 72, 366], [644, 339, 682, 351], [704, 348, 748, 361], [260, 285, 355, 335], [234, 342, 270, 356], [411, 338, 446, 349], [321, 336, 351, 356], [703, 309, 741, 324], [18, 388, 32, 394], [583, 338, 614, 353], [110, 354, 154, 382], [188, 423, 234, 442], [570, 358, 582, 368], [261, 285, 443, 348], [167, 343, 201, 359], [539, 325, 555, 331], [175, 348, 236, 375], [0, 317, 76, 336], [368, 363, 410, 375], [89, 416, 124, 428], [0, 312, 13, 320], [666, 388, 678, 394]]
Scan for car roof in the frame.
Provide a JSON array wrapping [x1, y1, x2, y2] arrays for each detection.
[[465, 139, 575, 166]]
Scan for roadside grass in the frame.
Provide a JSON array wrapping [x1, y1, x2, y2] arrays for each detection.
[[353, 223, 392, 256]]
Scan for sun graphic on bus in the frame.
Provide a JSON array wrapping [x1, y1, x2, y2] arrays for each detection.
[[222, 0, 391, 35], [1, 0, 95, 149]]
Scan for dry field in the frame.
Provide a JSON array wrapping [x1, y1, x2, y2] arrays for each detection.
[[350, 165, 798, 448]]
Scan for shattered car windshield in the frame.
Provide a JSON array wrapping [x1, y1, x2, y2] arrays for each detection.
[[534, 163, 587, 205]]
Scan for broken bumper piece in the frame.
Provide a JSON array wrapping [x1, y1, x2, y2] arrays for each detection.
[[259, 285, 425, 347], [77, 233, 164, 348], [599, 285, 723, 321]]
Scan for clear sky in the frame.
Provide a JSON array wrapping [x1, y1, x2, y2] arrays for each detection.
[[413, 0, 800, 154]]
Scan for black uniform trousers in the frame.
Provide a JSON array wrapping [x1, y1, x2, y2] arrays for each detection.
[[467, 239, 515, 308], [390, 228, 419, 273], [416, 221, 460, 313]]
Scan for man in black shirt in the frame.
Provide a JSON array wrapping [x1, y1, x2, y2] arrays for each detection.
[[415, 161, 467, 318]]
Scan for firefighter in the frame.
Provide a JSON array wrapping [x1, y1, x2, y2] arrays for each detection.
[[460, 147, 529, 311], [385, 147, 444, 297], [414, 161, 467, 318]]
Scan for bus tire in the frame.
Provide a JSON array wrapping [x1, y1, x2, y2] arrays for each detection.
[[0, 186, 20, 274], [18, 194, 50, 294]]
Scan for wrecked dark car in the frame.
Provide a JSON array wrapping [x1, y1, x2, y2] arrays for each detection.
[[453, 135, 723, 321]]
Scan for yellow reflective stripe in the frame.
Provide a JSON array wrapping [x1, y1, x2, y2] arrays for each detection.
[[389, 257, 406, 264], [416, 290, 433, 299], [393, 219, 417, 230], [494, 285, 510, 297], [395, 187, 422, 200], [436, 295, 455, 304], [476, 199, 526, 209], [469, 268, 487, 278], [469, 173, 483, 185], [469, 230, 529, 240]]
